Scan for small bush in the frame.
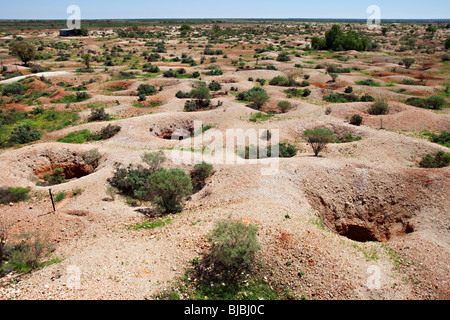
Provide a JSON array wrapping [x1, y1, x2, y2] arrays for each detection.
[[402, 57, 416, 69], [368, 101, 389, 115], [345, 86, 353, 94], [419, 151, 450, 168], [88, 107, 110, 122], [7, 232, 53, 273], [349, 114, 363, 126], [8, 124, 42, 145], [146, 168, 193, 213], [142, 150, 167, 173], [355, 79, 381, 87], [276, 52, 291, 62], [54, 192, 66, 203], [269, 75, 297, 87], [89, 124, 121, 141], [81, 149, 102, 167], [110, 163, 151, 201], [0, 187, 30, 204], [302, 128, 336, 156], [360, 94, 375, 102], [278, 101, 292, 113], [2, 82, 24, 96], [208, 217, 260, 271], [143, 63, 160, 73], [176, 90, 191, 99], [208, 80, 222, 91], [57, 130, 93, 144], [430, 130, 450, 148], [137, 84, 157, 96], [191, 162, 215, 192], [247, 87, 270, 109], [43, 168, 66, 185], [405, 95, 446, 110]]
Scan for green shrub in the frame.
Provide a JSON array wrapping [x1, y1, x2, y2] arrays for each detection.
[[2, 82, 24, 96], [146, 168, 193, 213], [269, 75, 297, 87], [402, 57, 416, 69], [303, 88, 312, 97], [350, 114, 363, 126], [54, 192, 66, 203], [208, 217, 260, 271], [8, 123, 42, 145], [419, 151, 450, 168], [191, 162, 215, 192], [430, 130, 450, 148], [272, 142, 298, 158], [143, 63, 160, 73], [276, 52, 291, 62], [278, 101, 292, 113], [355, 79, 381, 87], [88, 107, 110, 122], [81, 149, 102, 167], [0, 187, 30, 204], [138, 84, 157, 96], [110, 163, 151, 201], [6, 232, 52, 273], [360, 94, 375, 102], [88, 124, 121, 141], [326, 64, 351, 74], [142, 150, 166, 173], [368, 101, 389, 115], [405, 95, 446, 110], [249, 111, 273, 122], [176, 90, 191, 99], [239, 142, 297, 159], [208, 80, 222, 91], [57, 130, 93, 144], [43, 168, 66, 185], [345, 86, 353, 94], [323, 92, 359, 103], [246, 87, 270, 109], [302, 128, 337, 156]]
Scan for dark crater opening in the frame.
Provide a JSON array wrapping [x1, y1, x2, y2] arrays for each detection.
[[150, 122, 195, 141]]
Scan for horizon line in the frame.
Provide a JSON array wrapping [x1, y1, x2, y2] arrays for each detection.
[[1, 17, 449, 21]]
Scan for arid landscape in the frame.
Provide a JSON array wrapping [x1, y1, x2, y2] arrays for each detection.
[[0, 19, 449, 301]]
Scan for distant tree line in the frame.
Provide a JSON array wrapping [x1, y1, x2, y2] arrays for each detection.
[[311, 24, 373, 51]]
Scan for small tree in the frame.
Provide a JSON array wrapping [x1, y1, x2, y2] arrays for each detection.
[[146, 168, 193, 213], [88, 107, 110, 122], [208, 217, 260, 272], [402, 57, 416, 69], [142, 150, 167, 173], [446, 37, 450, 50], [9, 41, 35, 67], [189, 82, 211, 110], [350, 114, 363, 126], [302, 128, 336, 156], [278, 101, 292, 113], [81, 53, 92, 69], [247, 87, 269, 109], [368, 100, 389, 115]]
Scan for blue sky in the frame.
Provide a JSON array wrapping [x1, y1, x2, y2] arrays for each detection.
[[0, 0, 449, 19]]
